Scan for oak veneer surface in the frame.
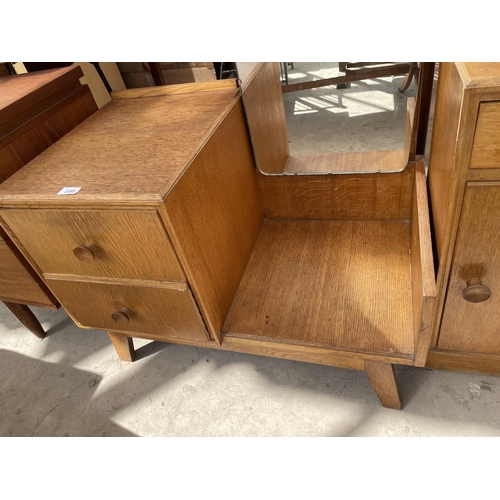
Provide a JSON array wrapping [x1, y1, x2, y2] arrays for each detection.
[[458, 62, 500, 89], [0, 65, 84, 137], [282, 150, 407, 174], [163, 99, 264, 342], [0, 240, 54, 306], [223, 219, 414, 358], [47, 279, 209, 342], [257, 164, 414, 220], [0, 88, 239, 205], [1, 210, 185, 282], [437, 183, 500, 355], [470, 102, 500, 168], [241, 62, 289, 174]]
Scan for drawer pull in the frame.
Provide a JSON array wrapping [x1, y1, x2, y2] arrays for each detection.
[[73, 242, 97, 263], [111, 307, 131, 325], [462, 278, 491, 303]]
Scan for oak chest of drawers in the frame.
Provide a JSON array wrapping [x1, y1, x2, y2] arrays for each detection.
[[0, 65, 97, 336]]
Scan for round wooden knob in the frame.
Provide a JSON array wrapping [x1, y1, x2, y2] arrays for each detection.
[[111, 307, 131, 325], [462, 278, 491, 303], [73, 242, 97, 263]]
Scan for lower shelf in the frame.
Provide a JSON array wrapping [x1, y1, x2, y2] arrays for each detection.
[[223, 218, 414, 359]]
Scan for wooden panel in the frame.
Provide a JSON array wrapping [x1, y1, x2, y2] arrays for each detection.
[[470, 102, 500, 168], [224, 219, 414, 358], [426, 349, 500, 376], [459, 62, 500, 89], [283, 150, 407, 174], [257, 164, 414, 221], [0, 89, 238, 206], [428, 63, 467, 260], [241, 62, 289, 174], [111, 79, 237, 99], [410, 161, 437, 367], [0, 240, 55, 306], [1, 210, 185, 282], [0, 87, 97, 184], [162, 99, 264, 343], [46, 279, 209, 342], [438, 183, 500, 355], [0, 65, 84, 136]]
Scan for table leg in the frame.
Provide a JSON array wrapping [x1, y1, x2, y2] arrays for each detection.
[[3, 301, 45, 339]]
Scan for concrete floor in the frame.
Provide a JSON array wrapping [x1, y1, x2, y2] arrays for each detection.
[[1, 63, 500, 437]]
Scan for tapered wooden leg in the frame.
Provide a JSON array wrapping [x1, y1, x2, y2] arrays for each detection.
[[3, 301, 45, 339], [364, 360, 402, 410], [108, 331, 135, 362]]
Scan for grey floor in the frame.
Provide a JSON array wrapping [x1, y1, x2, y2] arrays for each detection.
[[1, 63, 499, 437]]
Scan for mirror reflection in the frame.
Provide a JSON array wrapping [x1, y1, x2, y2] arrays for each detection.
[[240, 62, 419, 175]]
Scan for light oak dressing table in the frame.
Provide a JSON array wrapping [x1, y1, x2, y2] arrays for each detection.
[[0, 65, 438, 409]]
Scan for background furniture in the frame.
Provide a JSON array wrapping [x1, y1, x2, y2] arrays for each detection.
[[0, 65, 97, 337], [426, 62, 500, 376]]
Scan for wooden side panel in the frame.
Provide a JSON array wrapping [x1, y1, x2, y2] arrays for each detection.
[[0, 87, 97, 183], [224, 219, 414, 358], [410, 161, 437, 367], [437, 183, 500, 355], [0, 240, 55, 306], [426, 349, 500, 376], [470, 102, 500, 168], [162, 99, 264, 342], [427, 63, 465, 260], [241, 62, 289, 174], [47, 279, 209, 342], [257, 165, 414, 221], [1, 210, 185, 282]]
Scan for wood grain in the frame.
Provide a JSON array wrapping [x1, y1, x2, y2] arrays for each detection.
[[1, 210, 185, 282], [0, 65, 84, 137], [0, 86, 97, 185], [426, 349, 500, 376], [162, 98, 264, 343], [410, 160, 437, 367], [47, 279, 209, 342], [457, 62, 500, 90], [108, 332, 135, 362], [364, 360, 402, 409], [283, 150, 407, 174], [437, 183, 500, 355], [3, 302, 45, 339], [0, 89, 239, 206], [223, 219, 414, 358], [470, 102, 500, 168], [257, 164, 414, 220], [111, 79, 237, 99], [241, 62, 289, 174], [0, 239, 56, 307]]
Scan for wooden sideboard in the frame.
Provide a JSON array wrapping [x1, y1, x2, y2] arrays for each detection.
[[2, 62, 499, 409], [426, 63, 500, 376], [0, 65, 97, 337]]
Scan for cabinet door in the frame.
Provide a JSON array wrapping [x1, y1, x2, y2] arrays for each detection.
[[438, 182, 500, 354]]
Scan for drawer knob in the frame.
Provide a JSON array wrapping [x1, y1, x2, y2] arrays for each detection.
[[111, 307, 131, 325], [73, 242, 97, 263], [462, 278, 491, 303]]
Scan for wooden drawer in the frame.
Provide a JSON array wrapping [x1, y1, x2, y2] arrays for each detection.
[[437, 182, 500, 355], [1, 209, 185, 282], [0, 239, 54, 306], [46, 278, 209, 342], [470, 102, 500, 169]]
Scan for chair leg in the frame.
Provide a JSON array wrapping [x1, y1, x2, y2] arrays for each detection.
[[364, 360, 402, 409], [3, 301, 45, 339], [108, 331, 135, 362]]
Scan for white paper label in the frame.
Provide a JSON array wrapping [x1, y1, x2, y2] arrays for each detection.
[[58, 187, 82, 195]]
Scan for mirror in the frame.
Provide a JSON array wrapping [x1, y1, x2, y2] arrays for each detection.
[[239, 62, 422, 175]]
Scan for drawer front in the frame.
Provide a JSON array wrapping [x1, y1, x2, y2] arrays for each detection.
[[0, 239, 54, 306], [470, 102, 500, 169], [46, 279, 209, 342], [438, 182, 500, 354], [1, 210, 185, 282]]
